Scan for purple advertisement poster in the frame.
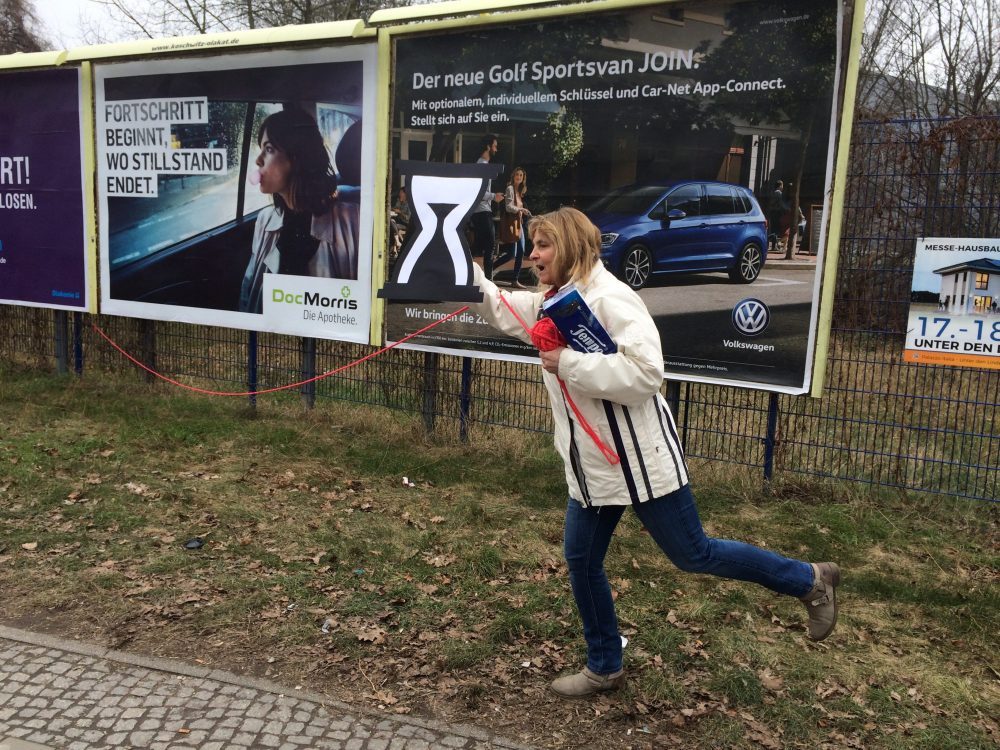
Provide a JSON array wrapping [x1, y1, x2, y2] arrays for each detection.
[[0, 67, 90, 311]]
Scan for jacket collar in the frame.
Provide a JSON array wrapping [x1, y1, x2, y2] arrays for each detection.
[[258, 204, 337, 242], [259, 205, 284, 232], [555, 262, 606, 296]]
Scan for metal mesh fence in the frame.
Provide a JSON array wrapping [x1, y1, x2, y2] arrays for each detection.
[[2, 116, 997, 501]]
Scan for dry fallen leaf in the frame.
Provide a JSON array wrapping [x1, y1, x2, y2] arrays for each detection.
[[21, 542, 38, 551], [356, 626, 386, 643], [424, 553, 456, 568], [758, 668, 784, 692]]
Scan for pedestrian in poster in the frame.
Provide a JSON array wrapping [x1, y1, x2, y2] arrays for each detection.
[[493, 166, 531, 288], [469, 207, 841, 698], [469, 133, 504, 281], [392, 186, 412, 226], [239, 108, 360, 314], [389, 186, 411, 256], [767, 179, 785, 252]]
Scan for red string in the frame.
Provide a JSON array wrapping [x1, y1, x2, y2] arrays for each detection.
[[498, 292, 620, 465], [91, 306, 471, 397]]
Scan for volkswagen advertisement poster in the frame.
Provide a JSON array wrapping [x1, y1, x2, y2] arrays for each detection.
[[384, 0, 855, 393]]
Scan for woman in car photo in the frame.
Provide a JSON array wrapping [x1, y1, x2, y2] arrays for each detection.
[[239, 107, 359, 314], [469, 206, 841, 698]]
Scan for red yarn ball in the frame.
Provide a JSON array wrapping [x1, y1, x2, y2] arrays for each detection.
[[530, 317, 567, 352]]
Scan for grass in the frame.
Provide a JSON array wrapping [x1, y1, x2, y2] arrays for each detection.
[[0, 363, 997, 749]]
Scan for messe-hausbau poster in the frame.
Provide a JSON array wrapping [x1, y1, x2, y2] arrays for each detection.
[[95, 45, 377, 343], [384, 0, 848, 393], [904, 237, 1000, 370]]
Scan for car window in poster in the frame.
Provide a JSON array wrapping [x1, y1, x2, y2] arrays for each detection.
[[96, 45, 377, 343], [385, 0, 849, 392], [904, 237, 1000, 370], [0, 66, 92, 312]]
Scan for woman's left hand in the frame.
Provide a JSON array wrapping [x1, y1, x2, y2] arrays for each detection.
[[540, 347, 565, 374]]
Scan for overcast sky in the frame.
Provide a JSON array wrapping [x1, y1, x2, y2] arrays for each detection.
[[35, 0, 129, 49]]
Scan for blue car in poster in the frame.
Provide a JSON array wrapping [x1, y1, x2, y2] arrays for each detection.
[[587, 180, 769, 290]]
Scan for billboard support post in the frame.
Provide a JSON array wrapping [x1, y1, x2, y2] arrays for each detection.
[[140, 319, 156, 384], [247, 331, 258, 410], [459, 356, 473, 442], [301, 337, 317, 410], [54, 311, 69, 375], [763, 392, 780, 481], [73, 313, 84, 376], [421, 352, 439, 434]]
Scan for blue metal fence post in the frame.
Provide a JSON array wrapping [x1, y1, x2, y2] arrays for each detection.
[[459, 356, 473, 442], [54, 310, 69, 375], [422, 352, 439, 434], [139, 319, 156, 384], [763, 392, 779, 481], [247, 331, 258, 409], [73, 312, 83, 375], [301, 337, 317, 409], [665, 379, 688, 448]]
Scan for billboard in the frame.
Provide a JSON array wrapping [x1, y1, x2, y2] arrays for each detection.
[[384, 0, 856, 392], [904, 237, 1000, 370], [95, 45, 377, 343], [0, 66, 93, 312]]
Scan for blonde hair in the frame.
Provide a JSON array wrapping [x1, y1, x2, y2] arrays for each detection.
[[528, 207, 601, 287]]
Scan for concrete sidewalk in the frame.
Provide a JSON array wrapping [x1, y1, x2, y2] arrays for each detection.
[[0, 626, 530, 750]]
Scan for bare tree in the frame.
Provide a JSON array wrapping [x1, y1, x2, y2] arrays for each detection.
[[91, 0, 240, 37], [931, 0, 999, 116], [860, 0, 1000, 118], [94, 0, 408, 38], [0, 0, 48, 53]]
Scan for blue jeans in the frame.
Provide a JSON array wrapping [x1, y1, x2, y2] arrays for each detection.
[[563, 485, 814, 675], [494, 232, 525, 282]]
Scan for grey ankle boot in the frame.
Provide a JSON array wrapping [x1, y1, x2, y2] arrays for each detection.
[[550, 667, 625, 698], [800, 562, 841, 641]]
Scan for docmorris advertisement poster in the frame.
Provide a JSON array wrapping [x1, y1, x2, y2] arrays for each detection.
[[96, 45, 377, 343], [0, 67, 91, 312], [385, 0, 851, 391], [904, 237, 1000, 370]]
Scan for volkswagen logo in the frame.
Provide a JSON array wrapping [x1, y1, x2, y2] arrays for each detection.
[[732, 298, 770, 336]]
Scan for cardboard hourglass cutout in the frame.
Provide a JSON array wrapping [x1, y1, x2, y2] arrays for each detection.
[[379, 160, 503, 302]]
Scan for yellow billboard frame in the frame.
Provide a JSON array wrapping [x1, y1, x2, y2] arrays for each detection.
[[810, 0, 866, 397], [62, 21, 371, 62]]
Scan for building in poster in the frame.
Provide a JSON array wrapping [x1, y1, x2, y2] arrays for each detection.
[[382, 0, 858, 393], [904, 237, 1000, 370], [0, 65, 93, 312], [934, 258, 1000, 315], [95, 44, 377, 343]]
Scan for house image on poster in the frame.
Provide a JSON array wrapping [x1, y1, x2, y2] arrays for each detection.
[[935, 257, 1000, 314]]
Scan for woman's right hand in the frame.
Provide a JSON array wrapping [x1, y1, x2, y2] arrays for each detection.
[[540, 347, 564, 374]]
